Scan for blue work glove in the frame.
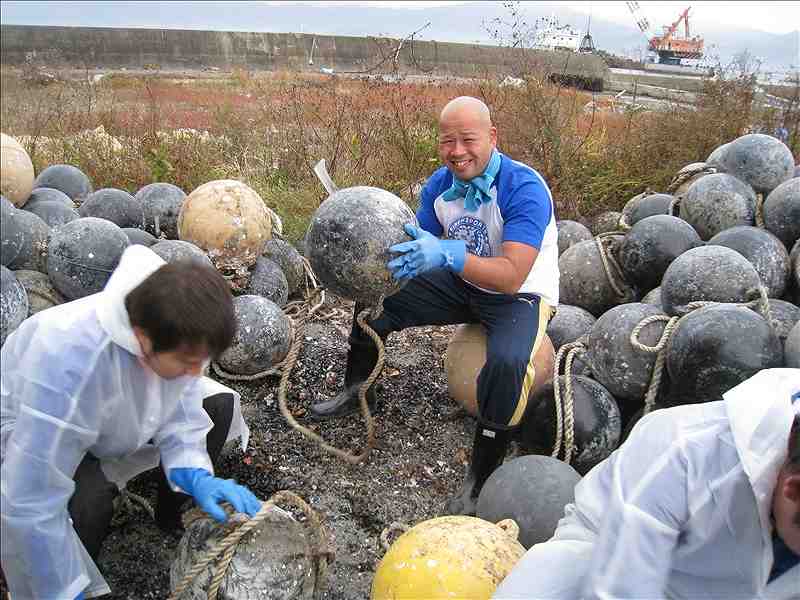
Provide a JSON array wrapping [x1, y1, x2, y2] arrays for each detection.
[[388, 223, 467, 280], [75, 593, 85, 600], [169, 468, 261, 523]]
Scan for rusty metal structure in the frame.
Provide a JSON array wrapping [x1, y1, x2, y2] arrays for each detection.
[[626, 2, 704, 65]]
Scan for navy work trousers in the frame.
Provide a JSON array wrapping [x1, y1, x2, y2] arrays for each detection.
[[353, 269, 552, 429]]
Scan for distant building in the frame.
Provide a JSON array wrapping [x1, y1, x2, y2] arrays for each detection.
[[531, 15, 582, 52]]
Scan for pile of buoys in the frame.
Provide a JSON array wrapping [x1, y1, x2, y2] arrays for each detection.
[[0, 133, 302, 378], [438, 132, 797, 563]]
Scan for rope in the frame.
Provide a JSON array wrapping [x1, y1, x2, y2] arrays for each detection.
[[169, 491, 332, 600], [24, 287, 62, 308], [551, 339, 587, 465], [666, 164, 717, 194], [117, 487, 155, 521], [275, 304, 382, 464], [684, 285, 776, 331], [629, 314, 680, 415], [630, 285, 776, 415], [668, 196, 681, 216], [755, 192, 765, 228], [379, 522, 410, 552], [594, 232, 635, 301]]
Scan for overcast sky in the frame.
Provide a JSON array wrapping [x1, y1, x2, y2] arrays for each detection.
[[263, 1, 800, 35]]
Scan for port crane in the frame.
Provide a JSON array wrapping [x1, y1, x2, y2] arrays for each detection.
[[626, 2, 704, 65]]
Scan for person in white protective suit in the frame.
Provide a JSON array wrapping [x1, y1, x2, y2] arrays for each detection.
[[1, 245, 260, 600], [494, 368, 800, 599]]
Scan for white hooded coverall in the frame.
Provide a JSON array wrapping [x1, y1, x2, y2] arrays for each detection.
[[494, 368, 800, 599], [1, 245, 249, 599]]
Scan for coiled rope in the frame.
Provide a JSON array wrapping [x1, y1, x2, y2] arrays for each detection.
[[594, 232, 636, 301], [551, 338, 587, 465]]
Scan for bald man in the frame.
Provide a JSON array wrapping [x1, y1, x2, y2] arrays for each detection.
[[310, 96, 559, 515]]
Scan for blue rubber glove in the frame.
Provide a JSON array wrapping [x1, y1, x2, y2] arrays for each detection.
[[388, 223, 467, 280], [169, 468, 261, 523], [75, 593, 85, 600]]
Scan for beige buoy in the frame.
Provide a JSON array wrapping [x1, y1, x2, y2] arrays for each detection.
[[1, 133, 35, 207], [446, 323, 555, 417], [177, 179, 272, 271]]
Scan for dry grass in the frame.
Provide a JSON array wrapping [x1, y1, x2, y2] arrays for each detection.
[[1, 65, 797, 241]]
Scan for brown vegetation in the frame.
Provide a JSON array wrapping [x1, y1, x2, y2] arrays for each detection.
[[1, 65, 797, 242]]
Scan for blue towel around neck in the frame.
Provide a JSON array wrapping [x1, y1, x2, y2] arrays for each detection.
[[441, 149, 502, 212]]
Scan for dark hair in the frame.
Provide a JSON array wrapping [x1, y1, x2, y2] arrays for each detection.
[[125, 261, 235, 358], [789, 415, 800, 474]]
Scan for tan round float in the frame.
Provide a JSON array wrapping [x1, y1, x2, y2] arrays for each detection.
[[446, 323, 555, 417], [1, 133, 35, 207], [177, 179, 272, 271]]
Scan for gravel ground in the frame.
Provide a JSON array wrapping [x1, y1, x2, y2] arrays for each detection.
[[94, 296, 479, 599]]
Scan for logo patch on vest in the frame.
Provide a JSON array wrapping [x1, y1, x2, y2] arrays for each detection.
[[448, 216, 491, 257]]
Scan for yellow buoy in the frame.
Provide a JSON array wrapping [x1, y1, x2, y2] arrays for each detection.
[[446, 323, 555, 417], [1, 133, 35, 207], [177, 179, 271, 271], [371, 516, 525, 600]]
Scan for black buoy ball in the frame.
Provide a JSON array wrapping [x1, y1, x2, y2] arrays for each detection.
[[476, 455, 581, 549], [262, 238, 305, 296], [557, 220, 593, 256], [78, 188, 144, 229], [33, 164, 93, 203], [47, 217, 129, 299], [547, 304, 596, 351], [25, 200, 80, 228], [665, 304, 783, 404], [6, 209, 50, 273], [123, 227, 158, 247], [136, 182, 186, 239], [681, 173, 756, 240], [786, 322, 799, 368], [722, 133, 794, 194], [150, 239, 214, 268], [246, 257, 289, 306], [763, 177, 799, 251], [216, 295, 292, 375]]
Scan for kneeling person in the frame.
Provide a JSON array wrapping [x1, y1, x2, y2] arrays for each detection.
[[1, 246, 260, 600]]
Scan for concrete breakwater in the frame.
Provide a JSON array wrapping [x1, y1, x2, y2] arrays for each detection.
[[0, 24, 609, 89]]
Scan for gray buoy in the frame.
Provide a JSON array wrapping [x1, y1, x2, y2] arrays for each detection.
[[217, 295, 291, 375], [1, 197, 24, 267], [476, 455, 581, 549], [722, 133, 794, 194], [641, 286, 662, 309], [559, 238, 635, 317], [763, 177, 799, 250], [623, 193, 677, 225], [262, 238, 305, 296], [661, 245, 762, 316], [123, 227, 158, 247], [557, 220, 593, 256], [590, 211, 622, 235], [1, 266, 28, 346], [13, 269, 65, 315], [681, 173, 756, 240], [33, 164, 93, 203], [586, 302, 667, 404], [150, 239, 214, 268], [618, 215, 702, 292], [708, 226, 790, 298], [23, 187, 76, 211], [78, 188, 144, 229], [136, 182, 186, 239], [547, 304, 596, 351], [786, 322, 799, 368], [666, 304, 783, 404], [305, 186, 415, 306], [6, 209, 50, 273], [246, 257, 289, 307], [706, 143, 730, 170], [519, 375, 621, 475], [769, 299, 800, 350], [47, 217, 129, 300], [788, 240, 800, 305], [25, 200, 80, 228]]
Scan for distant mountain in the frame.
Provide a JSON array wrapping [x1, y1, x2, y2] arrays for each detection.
[[1, 1, 797, 70]]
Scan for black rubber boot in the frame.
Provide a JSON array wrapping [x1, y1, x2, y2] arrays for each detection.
[[444, 425, 511, 516], [309, 335, 381, 420]]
